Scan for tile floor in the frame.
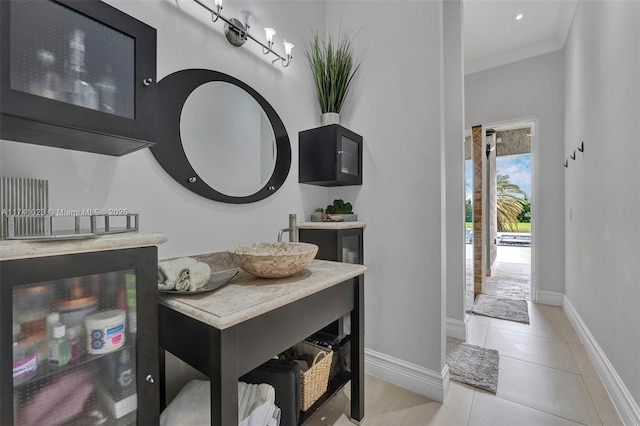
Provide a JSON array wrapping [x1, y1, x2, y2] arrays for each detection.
[[306, 303, 623, 426]]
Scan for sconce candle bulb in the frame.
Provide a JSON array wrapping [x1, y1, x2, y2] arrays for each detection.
[[272, 40, 293, 67], [284, 40, 294, 56], [265, 28, 276, 43], [240, 9, 252, 31], [263, 28, 276, 54]]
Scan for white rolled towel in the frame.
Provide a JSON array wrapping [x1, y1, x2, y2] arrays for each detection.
[[175, 262, 212, 292], [158, 257, 197, 290]]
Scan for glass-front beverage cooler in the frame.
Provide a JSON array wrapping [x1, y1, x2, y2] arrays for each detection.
[[1, 247, 159, 425]]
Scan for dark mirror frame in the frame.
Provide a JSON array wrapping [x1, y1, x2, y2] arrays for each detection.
[[151, 69, 291, 204]]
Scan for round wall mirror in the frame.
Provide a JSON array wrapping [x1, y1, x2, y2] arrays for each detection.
[[151, 69, 291, 203]]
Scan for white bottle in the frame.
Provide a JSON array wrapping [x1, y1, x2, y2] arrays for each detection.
[[96, 65, 116, 114], [68, 29, 97, 110]]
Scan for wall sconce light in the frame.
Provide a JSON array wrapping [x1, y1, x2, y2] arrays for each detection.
[[193, 0, 293, 67]]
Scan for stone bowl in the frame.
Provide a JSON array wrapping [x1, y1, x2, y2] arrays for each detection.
[[228, 242, 318, 279]]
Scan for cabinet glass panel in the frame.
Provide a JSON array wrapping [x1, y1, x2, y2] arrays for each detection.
[[12, 270, 138, 425], [9, 0, 135, 118], [339, 136, 359, 176], [341, 235, 360, 264]]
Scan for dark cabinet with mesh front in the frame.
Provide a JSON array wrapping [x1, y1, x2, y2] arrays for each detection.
[[0, 236, 164, 425], [0, 0, 157, 156], [299, 125, 363, 186]]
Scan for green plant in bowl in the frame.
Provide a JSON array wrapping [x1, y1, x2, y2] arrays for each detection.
[[325, 199, 357, 221]]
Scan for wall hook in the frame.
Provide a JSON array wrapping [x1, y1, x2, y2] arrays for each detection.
[[570, 150, 576, 160], [562, 159, 568, 168], [577, 141, 584, 153]]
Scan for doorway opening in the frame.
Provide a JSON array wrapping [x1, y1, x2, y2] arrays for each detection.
[[465, 121, 534, 312]]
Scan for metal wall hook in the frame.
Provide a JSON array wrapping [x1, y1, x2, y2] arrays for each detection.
[[570, 150, 576, 160], [562, 159, 568, 168], [577, 141, 584, 153]]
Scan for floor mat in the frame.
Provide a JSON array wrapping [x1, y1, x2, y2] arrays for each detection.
[[446, 341, 499, 394], [472, 294, 530, 324]]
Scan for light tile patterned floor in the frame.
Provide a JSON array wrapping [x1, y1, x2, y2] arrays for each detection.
[[305, 303, 623, 426]]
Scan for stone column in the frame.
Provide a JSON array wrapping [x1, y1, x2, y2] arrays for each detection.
[[472, 125, 485, 299]]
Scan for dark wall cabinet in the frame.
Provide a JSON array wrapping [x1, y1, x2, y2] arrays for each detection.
[[1, 247, 160, 425], [0, 0, 157, 156], [299, 227, 364, 265], [299, 225, 364, 342], [299, 125, 363, 186]]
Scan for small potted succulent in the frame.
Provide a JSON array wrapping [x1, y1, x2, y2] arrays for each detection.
[[311, 207, 324, 222], [325, 199, 357, 222]]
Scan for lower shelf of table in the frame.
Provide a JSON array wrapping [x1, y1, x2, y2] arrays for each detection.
[[299, 371, 351, 425]]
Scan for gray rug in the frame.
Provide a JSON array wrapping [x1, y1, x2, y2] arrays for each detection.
[[447, 342, 499, 394], [472, 294, 530, 324]]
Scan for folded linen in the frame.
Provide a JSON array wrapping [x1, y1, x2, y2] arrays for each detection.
[[174, 262, 212, 292], [238, 381, 275, 420], [159, 379, 279, 426], [158, 257, 197, 290], [240, 401, 281, 426]]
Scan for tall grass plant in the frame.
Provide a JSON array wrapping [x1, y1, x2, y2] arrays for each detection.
[[305, 30, 361, 114]]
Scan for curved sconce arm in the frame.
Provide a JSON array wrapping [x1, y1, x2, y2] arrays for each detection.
[[272, 55, 292, 67], [211, 4, 222, 22]]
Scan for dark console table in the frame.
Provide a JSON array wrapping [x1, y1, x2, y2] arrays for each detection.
[[158, 252, 366, 425]]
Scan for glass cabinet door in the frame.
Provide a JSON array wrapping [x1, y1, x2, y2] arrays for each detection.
[[12, 271, 139, 425], [9, 0, 134, 118], [338, 136, 360, 178], [340, 234, 361, 265]]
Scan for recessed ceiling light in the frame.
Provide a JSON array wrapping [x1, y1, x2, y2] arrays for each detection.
[[513, 12, 527, 21]]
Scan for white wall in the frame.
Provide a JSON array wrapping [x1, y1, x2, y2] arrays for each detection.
[[465, 50, 565, 300], [324, 1, 448, 399], [1, 0, 453, 403], [563, 0, 640, 414]]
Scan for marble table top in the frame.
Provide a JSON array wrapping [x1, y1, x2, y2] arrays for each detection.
[[158, 252, 367, 330], [0, 232, 168, 260], [297, 221, 367, 230]]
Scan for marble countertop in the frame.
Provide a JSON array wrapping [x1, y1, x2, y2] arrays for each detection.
[[297, 221, 367, 230], [158, 252, 367, 330], [0, 232, 168, 260]]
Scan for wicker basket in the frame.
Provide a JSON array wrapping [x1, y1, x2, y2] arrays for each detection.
[[294, 341, 333, 411]]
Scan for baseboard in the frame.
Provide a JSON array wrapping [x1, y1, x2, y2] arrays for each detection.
[[446, 317, 467, 341], [535, 290, 564, 306], [365, 348, 449, 403], [563, 296, 640, 425]]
